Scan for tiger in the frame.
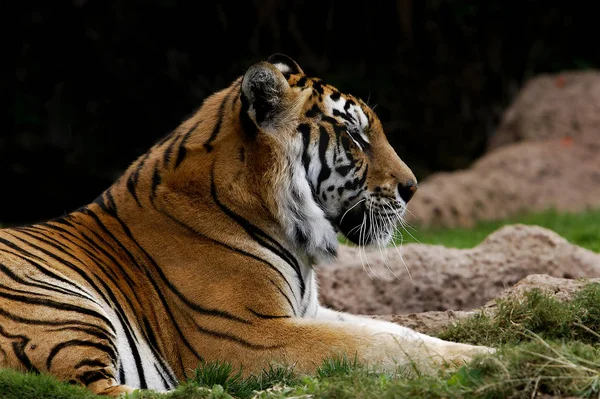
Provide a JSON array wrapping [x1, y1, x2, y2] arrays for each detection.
[[0, 54, 493, 396]]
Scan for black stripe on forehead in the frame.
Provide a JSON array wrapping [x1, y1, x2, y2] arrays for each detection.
[[332, 109, 355, 124], [312, 79, 324, 94], [294, 76, 307, 87]]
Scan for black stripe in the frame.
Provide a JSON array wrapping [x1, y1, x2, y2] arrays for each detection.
[[80, 369, 112, 386], [119, 364, 125, 386], [174, 119, 201, 169], [47, 340, 117, 370], [143, 317, 178, 387], [335, 165, 352, 176], [74, 359, 109, 370], [155, 364, 172, 390], [194, 322, 285, 350], [347, 127, 370, 150], [298, 123, 312, 174], [209, 165, 306, 298], [332, 108, 354, 123], [204, 84, 238, 152], [247, 307, 291, 319], [269, 278, 297, 316], [150, 161, 162, 202], [126, 152, 151, 207], [305, 104, 321, 118], [162, 134, 179, 166], [51, 326, 117, 351], [300, 278, 313, 316], [0, 324, 37, 373], [0, 281, 51, 297], [316, 126, 332, 193]]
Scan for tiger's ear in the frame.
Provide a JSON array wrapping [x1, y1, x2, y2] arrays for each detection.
[[267, 53, 304, 76], [241, 61, 291, 129]]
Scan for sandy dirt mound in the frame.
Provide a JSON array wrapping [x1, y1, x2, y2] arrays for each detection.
[[404, 139, 600, 228], [488, 70, 600, 151], [371, 274, 600, 335], [404, 70, 600, 228], [317, 225, 600, 315]]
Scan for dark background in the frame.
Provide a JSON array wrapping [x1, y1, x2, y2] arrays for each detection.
[[9, 1, 597, 226]]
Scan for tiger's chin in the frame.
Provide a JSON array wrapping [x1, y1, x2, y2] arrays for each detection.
[[335, 202, 398, 247]]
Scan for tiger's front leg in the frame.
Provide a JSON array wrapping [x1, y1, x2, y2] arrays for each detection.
[[312, 306, 495, 369], [204, 309, 494, 379]]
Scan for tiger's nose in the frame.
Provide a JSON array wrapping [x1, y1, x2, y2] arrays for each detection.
[[398, 179, 417, 203]]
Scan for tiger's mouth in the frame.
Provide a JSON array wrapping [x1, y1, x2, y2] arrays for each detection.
[[335, 198, 402, 246]]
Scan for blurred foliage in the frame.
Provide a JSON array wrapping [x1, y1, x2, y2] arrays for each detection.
[[9, 1, 598, 224]]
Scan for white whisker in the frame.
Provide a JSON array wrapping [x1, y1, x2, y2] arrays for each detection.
[[381, 199, 414, 281], [375, 206, 402, 280], [362, 205, 378, 279], [339, 198, 366, 225], [385, 199, 422, 243], [379, 202, 409, 280]]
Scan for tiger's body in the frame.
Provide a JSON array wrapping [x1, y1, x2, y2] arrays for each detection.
[[0, 54, 492, 396]]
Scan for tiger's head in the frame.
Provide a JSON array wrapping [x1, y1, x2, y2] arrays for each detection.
[[155, 54, 417, 264], [237, 54, 417, 260]]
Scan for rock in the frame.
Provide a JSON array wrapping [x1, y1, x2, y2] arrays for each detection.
[[404, 139, 600, 228], [317, 225, 600, 315], [483, 273, 600, 308], [488, 70, 600, 151]]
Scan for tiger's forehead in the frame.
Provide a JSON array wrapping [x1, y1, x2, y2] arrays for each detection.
[[288, 74, 374, 133]]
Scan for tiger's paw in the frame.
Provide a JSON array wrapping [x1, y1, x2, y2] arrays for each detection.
[[433, 342, 496, 367]]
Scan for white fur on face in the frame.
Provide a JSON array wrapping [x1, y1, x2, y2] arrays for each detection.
[[275, 134, 339, 263]]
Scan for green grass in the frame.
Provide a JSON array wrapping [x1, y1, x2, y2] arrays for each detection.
[[398, 208, 600, 252], [2, 283, 599, 399]]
